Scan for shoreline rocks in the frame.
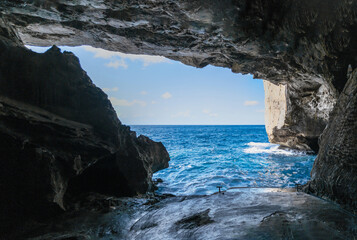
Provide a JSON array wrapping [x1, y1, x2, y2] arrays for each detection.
[[16, 189, 357, 240], [1, 0, 354, 157], [0, 21, 169, 235], [264, 80, 336, 153], [0, 0, 356, 230]]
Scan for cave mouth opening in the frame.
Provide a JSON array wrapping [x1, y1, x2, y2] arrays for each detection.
[[27, 45, 316, 196]]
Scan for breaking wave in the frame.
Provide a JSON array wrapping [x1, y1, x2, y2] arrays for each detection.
[[244, 142, 306, 156], [130, 125, 315, 195]]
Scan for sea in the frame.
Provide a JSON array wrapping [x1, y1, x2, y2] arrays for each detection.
[[130, 125, 316, 195]]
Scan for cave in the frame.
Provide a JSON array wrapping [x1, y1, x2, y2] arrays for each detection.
[[0, 0, 356, 239]]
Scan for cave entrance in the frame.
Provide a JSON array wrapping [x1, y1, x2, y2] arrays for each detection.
[[28, 45, 266, 126], [28, 45, 316, 196]]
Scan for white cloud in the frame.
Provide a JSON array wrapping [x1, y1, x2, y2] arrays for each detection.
[[244, 100, 259, 106], [110, 98, 131, 106], [162, 92, 172, 99], [202, 109, 218, 117], [109, 97, 147, 107], [134, 100, 147, 107], [105, 59, 128, 69], [151, 100, 157, 104], [82, 46, 170, 67], [171, 111, 190, 118], [140, 91, 148, 95], [102, 87, 119, 92]]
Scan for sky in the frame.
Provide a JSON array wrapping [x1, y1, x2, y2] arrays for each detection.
[[28, 45, 265, 125]]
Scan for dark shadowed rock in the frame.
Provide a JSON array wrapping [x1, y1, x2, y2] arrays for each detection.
[[0, 0, 356, 229], [1, 0, 356, 152], [0, 21, 169, 235], [10, 189, 357, 239], [305, 69, 357, 209]]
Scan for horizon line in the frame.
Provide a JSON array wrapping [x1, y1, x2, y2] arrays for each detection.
[[128, 124, 266, 126]]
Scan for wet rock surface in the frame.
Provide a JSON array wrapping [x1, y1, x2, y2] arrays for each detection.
[[19, 189, 357, 240], [0, 21, 169, 236], [174, 209, 214, 229]]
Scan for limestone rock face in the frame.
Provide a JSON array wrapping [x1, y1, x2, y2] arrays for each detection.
[[264, 81, 287, 140], [0, 23, 169, 233], [305, 69, 357, 209], [264, 80, 336, 152]]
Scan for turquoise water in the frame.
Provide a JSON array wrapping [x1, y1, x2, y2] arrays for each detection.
[[130, 125, 316, 195]]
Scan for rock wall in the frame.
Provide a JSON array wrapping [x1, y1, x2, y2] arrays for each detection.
[[264, 81, 287, 140], [0, 0, 356, 215], [305, 69, 357, 209], [0, 20, 169, 234], [264, 80, 336, 152], [1, 0, 354, 152]]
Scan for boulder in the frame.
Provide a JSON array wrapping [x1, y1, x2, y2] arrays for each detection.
[[0, 22, 169, 234]]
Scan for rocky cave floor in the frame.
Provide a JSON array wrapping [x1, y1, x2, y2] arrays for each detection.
[[16, 188, 357, 240]]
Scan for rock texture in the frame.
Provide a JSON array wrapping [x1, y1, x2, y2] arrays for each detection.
[[305, 69, 357, 209], [264, 80, 335, 152], [0, 0, 354, 82], [1, 0, 353, 151], [264, 81, 287, 141], [19, 189, 357, 239], [0, 20, 169, 235], [0, 0, 356, 218]]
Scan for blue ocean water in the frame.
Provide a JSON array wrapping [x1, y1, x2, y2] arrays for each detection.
[[130, 125, 316, 195]]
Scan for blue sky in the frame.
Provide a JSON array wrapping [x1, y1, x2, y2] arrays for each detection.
[[28, 46, 265, 125]]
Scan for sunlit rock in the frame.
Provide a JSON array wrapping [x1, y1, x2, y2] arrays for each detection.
[[264, 80, 336, 152]]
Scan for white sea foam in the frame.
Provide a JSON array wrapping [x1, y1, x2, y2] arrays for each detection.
[[246, 142, 271, 147], [244, 142, 304, 156]]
